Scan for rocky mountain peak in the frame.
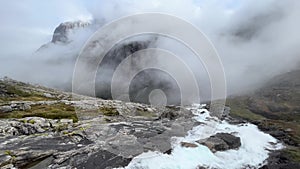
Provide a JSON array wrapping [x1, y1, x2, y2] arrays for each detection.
[[51, 21, 91, 43]]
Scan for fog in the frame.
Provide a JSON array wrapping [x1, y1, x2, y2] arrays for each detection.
[[0, 0, 300, 103]]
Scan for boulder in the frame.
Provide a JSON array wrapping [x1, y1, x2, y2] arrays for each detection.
[[197, 136, 228, 152], [10, 121, 45, 135], [180, 142, 198, 148], [0, 106, 13, 113], [222, 106, 231, 119], [18, 103, 31, 111], [215, 133, 241, 149], [159, 110, 179, 120], [43, 93, 54, 98], [13, 150, 56, 168], [197, 133, 241, 152]]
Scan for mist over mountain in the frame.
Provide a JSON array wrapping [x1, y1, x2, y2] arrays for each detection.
[[0, 0, 300, 103]]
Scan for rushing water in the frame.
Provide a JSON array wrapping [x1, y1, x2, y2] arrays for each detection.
[[118, 104, 283, 169]]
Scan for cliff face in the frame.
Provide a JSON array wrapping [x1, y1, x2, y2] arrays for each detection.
[[51, 21, 90, 44], [36, 20, 91, 53]]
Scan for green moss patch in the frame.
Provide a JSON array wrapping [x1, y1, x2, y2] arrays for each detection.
[[283, 147, 300, 162], [226, 97, 265, 121], [0, 81, 57, 104], [0, 103, 78, 123], [226, 96, 300, 162], [99, 107, 119, 116]]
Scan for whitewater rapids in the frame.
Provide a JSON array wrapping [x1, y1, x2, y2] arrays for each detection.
[[117, 104, 283, 169]]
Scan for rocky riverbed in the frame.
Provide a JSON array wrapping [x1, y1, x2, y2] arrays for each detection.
[[0, 103, 283, 169]]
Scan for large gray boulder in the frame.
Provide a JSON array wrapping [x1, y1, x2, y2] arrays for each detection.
[[0, 106, 13, 113], [197, 133, 241, 152]]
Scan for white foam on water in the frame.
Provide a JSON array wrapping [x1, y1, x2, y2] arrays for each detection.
[[118, 104, 283, 169]]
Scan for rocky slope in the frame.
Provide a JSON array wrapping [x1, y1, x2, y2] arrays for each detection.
[[227, 69, 300, 168], [0, 77, 287, 169], [0, 77, 199, 168]]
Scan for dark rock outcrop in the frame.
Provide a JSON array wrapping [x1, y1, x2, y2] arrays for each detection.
[[180, 142, 198, 148], [197, 133, 241, 152], [260, 150, 300, 169]]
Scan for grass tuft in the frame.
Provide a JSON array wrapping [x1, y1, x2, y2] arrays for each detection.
[[0, 103, 78, 123], [100, 107, 119, 116]]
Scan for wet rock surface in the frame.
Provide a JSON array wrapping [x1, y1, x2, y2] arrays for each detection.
[[197, 133, 241, 152], [180, 142, 198, 148], [260, 150, 300, 169]]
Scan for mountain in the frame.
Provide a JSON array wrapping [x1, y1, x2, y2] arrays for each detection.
[[35, 20, 183, 105], [37, 20, 92, 52]]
